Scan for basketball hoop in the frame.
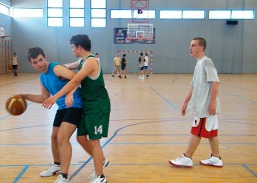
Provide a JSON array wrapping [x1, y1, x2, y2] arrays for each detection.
[[127, 23, 153, 41]]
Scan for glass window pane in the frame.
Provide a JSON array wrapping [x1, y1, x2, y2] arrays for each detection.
[[48, 8, 63, 17], [160, 10, 182, 19], [48, 18, 63, 26], [209, 10, 231, 19], [91, 0, 106, 8], [0, 4, 9, 16], [70, 18, 84, 27], [70, 9, 84, 17], [133, 10, 155, 18], [91, 9, 106, 18], [183, 10, 205, 19], [48, 0, 62, 7], [70, 0, 84, 8], [231, 10, 254, 19], [13, 8, 43, 17], [91, 18, 106, 27], [111, 10, 131, 18]]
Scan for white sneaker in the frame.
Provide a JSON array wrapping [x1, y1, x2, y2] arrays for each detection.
[[138, 76, 141, 79], [90, 175, 107, 183], [40, 164, 61, 177], [169, 154, 193, 167], [200, 155, 223, 167], [54, 174, 69, 183], [140, 77, 145, 79], [90, 158, 110, 180]]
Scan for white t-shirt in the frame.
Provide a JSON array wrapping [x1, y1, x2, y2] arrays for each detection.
[[187, 56, 220, 118], [144, 56, 149, 66], [12, 56, 18, 65]]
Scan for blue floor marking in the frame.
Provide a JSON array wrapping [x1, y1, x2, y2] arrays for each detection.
[[242, 164, 257, 178], [13, 165, 29, 183], [148, 85, 177, 110]]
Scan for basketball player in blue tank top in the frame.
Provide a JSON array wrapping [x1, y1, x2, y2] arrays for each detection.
[[20, 47, 83, 183]]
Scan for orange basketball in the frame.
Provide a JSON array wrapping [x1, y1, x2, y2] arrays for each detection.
[[5, 95, 27, 116]]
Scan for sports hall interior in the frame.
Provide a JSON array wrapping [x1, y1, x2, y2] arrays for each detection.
[[0, 0, 257, 182]]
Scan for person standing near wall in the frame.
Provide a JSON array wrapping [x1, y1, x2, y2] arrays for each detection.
[[112, 54, 122, 78], [12, 52, 18, 76], [95, 53, 100, 62], [144, 53, 149, 78], [121, 54, 127, 78], [137, 52, 145, 79], [169, 37, 223, 168]]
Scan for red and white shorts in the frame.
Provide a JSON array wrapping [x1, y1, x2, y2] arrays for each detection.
[[191, 115, 218, 138]]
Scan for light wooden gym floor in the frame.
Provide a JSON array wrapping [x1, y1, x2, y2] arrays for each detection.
[[0, 73, 257, 183]]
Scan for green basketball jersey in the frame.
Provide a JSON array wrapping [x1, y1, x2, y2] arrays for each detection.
[[79, 55, 111, 113]]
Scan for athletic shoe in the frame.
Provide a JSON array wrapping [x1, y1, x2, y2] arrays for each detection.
[[40, 164, 61, 177], [124, 76, 127, 79], [200, 155, 223, 167], [90, 158, 110, 181], [138, 76, 141, 79], [145, 75, 149, 79], [140, 76, 145, 79], [112, 74, 114, 77], [169, 154, 193, 168], [54, 174, 69, 183], [118, 75, 123, 78], [90, 175, 107, 183]]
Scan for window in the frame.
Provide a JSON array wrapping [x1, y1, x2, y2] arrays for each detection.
[[159, 10, 205, 19], [160, 10, 182, 19], [47, 0, 63, 27], [91, 19, 106, 27], [209, 10, 231, 19], [231, 10, 254, 19], [91, 9, 106, 18], [0, 3, 9, 16], [132, 10, 155, 19], [12, 8, 43, 18], [209, 10, 255, 20], [70, 0, 84, 27], [91, 0, 106, 8], [183, 10, 205, 19], [91, 0, 106, 27], [111, 10, 131, 18], [48, 0, 62, 8]]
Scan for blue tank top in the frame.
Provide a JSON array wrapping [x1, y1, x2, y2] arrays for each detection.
[[40, 62, 83, 110]]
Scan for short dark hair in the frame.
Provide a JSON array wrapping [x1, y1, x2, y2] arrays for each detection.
[[123, 54, 126, 57], [27, 47, 45, 62], [70, 34, 91, 51], [193, 37, 207, 51]]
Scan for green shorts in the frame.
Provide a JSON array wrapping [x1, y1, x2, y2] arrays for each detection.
[[77, 112, 110, 140]]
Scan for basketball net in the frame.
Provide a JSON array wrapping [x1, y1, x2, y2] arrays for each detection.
[[137, 35, 143, 41]]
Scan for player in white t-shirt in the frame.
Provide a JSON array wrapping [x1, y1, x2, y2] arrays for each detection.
[[12, 52, 18, 76], [144, 53, 149, 78], [169, 37, 223, 168]]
